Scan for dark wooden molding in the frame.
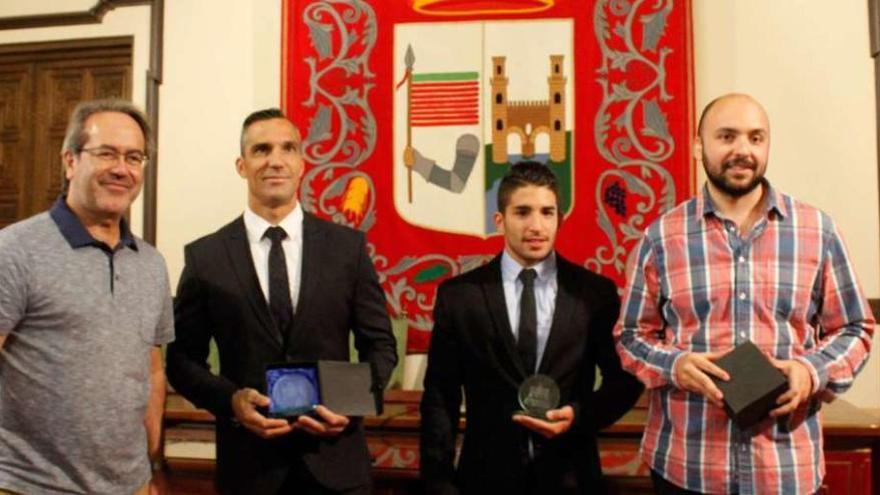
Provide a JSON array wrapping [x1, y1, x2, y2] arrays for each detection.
[[142, 0, 162, 245], [872, 1, 880, 284], [870, 0, 880, 57], [0, 35, 132, 59], [0, 0, 163, 245], [869, 299, 880, 320]]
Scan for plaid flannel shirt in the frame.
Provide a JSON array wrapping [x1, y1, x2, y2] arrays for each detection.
[[615, 183, 874, 494]]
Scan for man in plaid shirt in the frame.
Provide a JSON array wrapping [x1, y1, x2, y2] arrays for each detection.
[[615, 93, 874, 494]]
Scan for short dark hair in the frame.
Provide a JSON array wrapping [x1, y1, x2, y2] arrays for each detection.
[[62, 99, 152, 156], [240, 108, 296, 154], [496, 161, 559, 212], [696, 96, 723, 138]]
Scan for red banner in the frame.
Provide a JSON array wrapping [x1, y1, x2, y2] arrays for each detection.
[[283, 0, 695, 353]]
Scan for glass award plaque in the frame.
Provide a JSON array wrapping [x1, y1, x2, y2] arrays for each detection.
[[515, 374, 561, 419], [266, 365, 320, 417], [265, 361, 378, 418]]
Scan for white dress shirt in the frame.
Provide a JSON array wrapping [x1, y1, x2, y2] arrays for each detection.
[[500, 250, 558, 373], [242, 204, 304, 312]]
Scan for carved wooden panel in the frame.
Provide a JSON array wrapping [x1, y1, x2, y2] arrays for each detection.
[[35, 69, 85, 212], [91, 66, 129, 100], [0, 66, 32, 228], [0, 38, 131, 227]]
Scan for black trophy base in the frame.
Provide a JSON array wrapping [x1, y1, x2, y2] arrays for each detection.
[[712, 341, 789, 429], [318, 361, 379, 417]]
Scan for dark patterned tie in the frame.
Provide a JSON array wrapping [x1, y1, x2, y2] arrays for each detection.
[[517, 268, 538, 374], [264, 226, 293, 337]]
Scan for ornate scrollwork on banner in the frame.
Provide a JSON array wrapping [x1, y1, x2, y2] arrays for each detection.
[[587, 0, 678, 276], [372, 252, 495, 332], [301, 0, 379, 230], [298, 0, 485, 334], [291, 0, 691, 349], [370, 443, 419, 469]]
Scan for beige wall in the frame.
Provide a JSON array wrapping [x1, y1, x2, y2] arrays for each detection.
[[156, 0, 281, 273], [3, 0, 97, 18], [1, 0, 877, 406]]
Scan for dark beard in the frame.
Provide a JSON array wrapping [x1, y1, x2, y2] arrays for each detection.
[[704, 154, 764, 198]]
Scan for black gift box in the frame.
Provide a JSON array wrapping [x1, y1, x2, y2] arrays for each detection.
[[266, 360, 379, 418], [318, 360, 380, 416], [711, 341, 789, 429]]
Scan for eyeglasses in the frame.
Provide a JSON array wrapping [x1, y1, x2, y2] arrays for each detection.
[[79, 147, 149, 167]]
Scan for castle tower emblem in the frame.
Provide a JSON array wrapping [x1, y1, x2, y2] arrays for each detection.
[[490, 54, 567, 164]]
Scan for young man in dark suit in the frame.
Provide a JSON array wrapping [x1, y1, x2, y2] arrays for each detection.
[[166, 109, 397, 495], [420, 161, 642, 494]]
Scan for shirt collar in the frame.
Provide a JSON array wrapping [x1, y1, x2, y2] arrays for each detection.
[[501, 250, 557, 284], [243, 202, 304, 243], [696, 179, 787, 222], [49, 196, 138, 251]]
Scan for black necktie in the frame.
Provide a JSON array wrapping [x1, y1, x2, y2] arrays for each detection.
[[264, 226, 293, 336], [517, 268, 538, 374]]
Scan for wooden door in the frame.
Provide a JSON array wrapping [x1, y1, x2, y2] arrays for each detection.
[[0, 37, 132, 228]]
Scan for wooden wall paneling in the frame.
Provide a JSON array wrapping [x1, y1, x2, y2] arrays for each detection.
[[33, 66, 84, 213], [91, 66, 131, 100], [0, 64, 33, 228]]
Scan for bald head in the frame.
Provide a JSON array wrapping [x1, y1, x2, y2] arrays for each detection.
[[697, 93, 769, 139]]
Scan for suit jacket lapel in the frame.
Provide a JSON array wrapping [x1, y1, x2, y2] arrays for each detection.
[[286, 213, 324, 350], [538, 255, 578, 375], [223, 216, 284, 348], [482, 256, 529, 380]]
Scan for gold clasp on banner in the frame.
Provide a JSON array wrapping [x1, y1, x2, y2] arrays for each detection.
[[411, 0, 554, 16]]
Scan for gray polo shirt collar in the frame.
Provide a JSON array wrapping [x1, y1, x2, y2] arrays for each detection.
[[49, 196, 138, 252]]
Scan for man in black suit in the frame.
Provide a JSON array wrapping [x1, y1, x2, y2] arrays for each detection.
[[420, 162, 643, 494], [166, 108, 397, 495]]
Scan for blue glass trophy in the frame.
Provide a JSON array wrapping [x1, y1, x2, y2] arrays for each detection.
[[266, 365, 320, 417]]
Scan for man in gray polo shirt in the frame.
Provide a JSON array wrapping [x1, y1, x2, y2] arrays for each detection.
[[0, 99, 173, 495]]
